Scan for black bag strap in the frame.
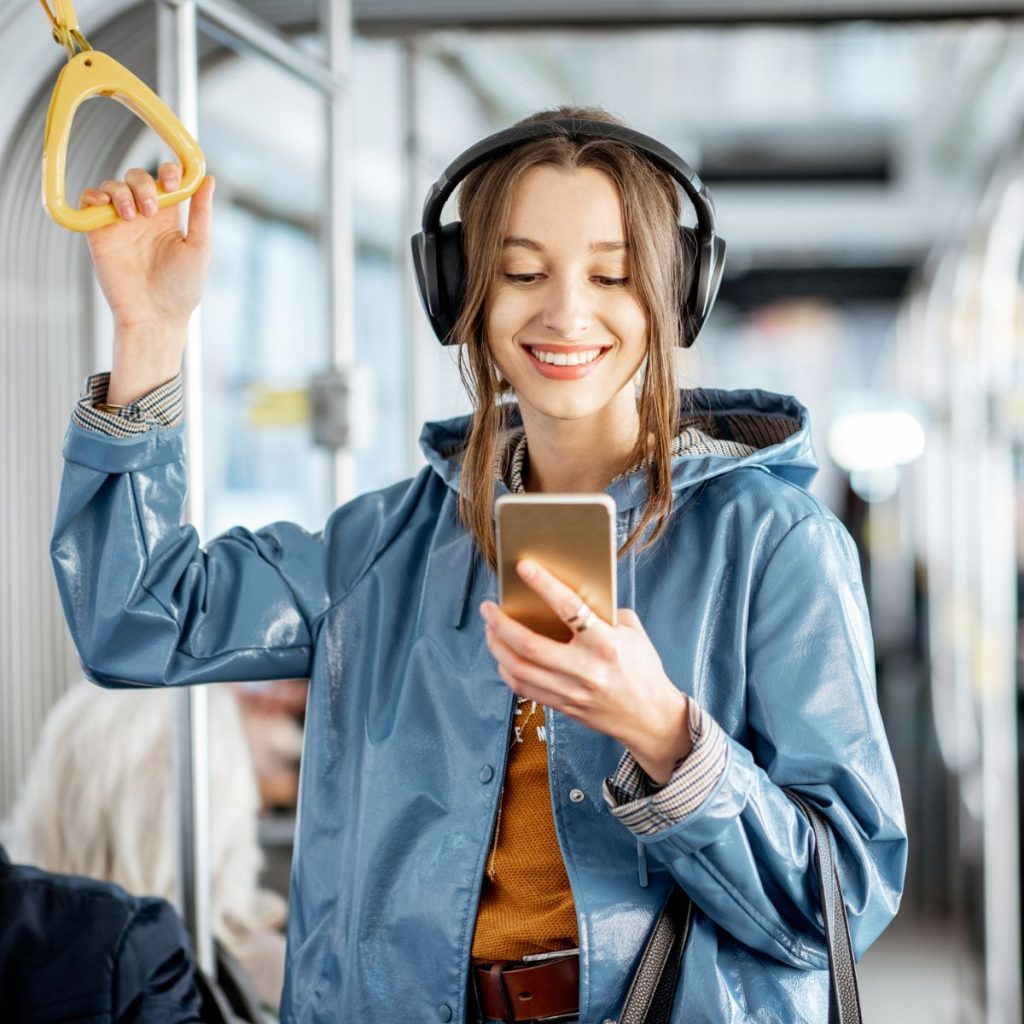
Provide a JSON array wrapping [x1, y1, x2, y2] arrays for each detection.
[[618, 792, 862, 1024], [787, 792, 863, 1024], [617, 883, 692, 1024]]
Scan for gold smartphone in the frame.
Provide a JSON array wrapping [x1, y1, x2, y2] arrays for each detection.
[[495, 493, 617, 642]]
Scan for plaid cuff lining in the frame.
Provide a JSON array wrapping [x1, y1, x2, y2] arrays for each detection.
[[72, 372, 184, 437], [601, 699, 729, 836]]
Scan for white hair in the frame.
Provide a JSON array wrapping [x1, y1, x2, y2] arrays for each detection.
[[3, 680, 285, 945]]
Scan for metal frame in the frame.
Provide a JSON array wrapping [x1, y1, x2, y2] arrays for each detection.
[[155, 0, 214, 975], [165, 0, 349, 95], [906, 153, 1024, 1022], [974, 159, 1024, 1024], [351, 0, 1024, 31], [323, 0, 357, 501], [154, 0, 353, 972]]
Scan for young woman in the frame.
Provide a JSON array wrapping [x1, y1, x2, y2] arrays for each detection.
[[52, 105, 907, 1024]]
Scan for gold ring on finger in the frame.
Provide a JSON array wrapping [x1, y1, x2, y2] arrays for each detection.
[[566, 601, 598, 634]]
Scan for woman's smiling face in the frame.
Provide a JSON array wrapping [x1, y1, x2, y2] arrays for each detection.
[[485, 164, 649, 424]]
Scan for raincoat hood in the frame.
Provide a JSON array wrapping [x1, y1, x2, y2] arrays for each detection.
[[418, 386, 819, 512]]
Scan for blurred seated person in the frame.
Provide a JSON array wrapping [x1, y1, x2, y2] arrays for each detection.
[[0, 842, 205, 1023], [232, 679, 306, 812], [2, 681, 287, 1014]]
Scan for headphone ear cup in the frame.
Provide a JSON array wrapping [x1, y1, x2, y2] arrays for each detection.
[[410, 221, 466, 344], [678, 226, 726, 348], [705, 234, 727, 315], [436, 222, 466, 345], [678, 225, 701, 348]]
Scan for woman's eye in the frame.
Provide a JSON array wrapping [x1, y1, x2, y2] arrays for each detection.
[[502, 273, 629, 287]]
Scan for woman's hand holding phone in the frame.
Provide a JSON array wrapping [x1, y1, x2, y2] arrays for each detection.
[[480, 558, 692, 784], [79, 163, 216, 404]]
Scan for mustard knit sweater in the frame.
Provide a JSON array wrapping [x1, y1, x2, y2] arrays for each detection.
[[471, 697, 578, 962]]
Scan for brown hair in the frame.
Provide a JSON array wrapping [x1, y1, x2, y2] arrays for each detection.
[[452, 105, 694, 571]]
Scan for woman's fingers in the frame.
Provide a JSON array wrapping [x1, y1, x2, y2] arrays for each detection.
[[80, 164, 188, 218], [186, 176, 215, 249], [95, 178, 137, 220], [124, 167, 159, 217], [481, 600, 578, 671], [78, 188, 111, 208], [514, 558, 615, 650], [157, 161, 182, 193], [485, 623, 564, 697]]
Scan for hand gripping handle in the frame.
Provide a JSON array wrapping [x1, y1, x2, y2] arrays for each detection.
[[42, 49, 206, 232]]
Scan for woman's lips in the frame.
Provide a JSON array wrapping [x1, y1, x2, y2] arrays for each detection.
[[522, 345, 610, 380]]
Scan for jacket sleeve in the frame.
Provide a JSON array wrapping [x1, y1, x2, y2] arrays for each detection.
[[621, 512, 907, 970], [73, 371, 184, 436], [602, 698, 729, 826], [50, 414, 416, 688], [112, 898, 206, 1024]]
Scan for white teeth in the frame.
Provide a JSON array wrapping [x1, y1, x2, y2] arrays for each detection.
[[529, 347, 603, 366]]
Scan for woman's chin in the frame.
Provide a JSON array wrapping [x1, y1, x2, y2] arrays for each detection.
[[510, 385, 617, 424]]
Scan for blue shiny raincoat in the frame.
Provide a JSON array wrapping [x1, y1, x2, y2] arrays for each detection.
[[51, 386, 907, 1024]]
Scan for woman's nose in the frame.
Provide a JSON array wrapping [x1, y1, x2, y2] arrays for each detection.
[[540, 278, 591, 338]]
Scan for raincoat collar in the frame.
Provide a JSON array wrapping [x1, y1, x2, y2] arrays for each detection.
[[418, 386, 819, 512]]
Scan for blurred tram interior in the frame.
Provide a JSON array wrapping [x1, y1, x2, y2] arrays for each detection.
[[2, 2, 1024, 1021]]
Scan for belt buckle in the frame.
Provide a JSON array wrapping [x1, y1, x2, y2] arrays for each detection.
[[469, 965, 486, 1024], [471, 962, 520, 1019], [473, 954, 580, 1024], [470, 961, 516, 1023], [495, 961, 517, 1021]]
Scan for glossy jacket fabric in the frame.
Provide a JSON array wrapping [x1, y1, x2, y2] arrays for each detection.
[[51, 386, 908, 1024]]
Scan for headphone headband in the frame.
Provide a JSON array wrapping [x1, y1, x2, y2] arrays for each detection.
[[421, 118, 716, 232], [411, 117, 727, 347]]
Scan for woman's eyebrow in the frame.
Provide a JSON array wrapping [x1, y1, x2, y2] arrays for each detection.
[[502, 237, 628, 253]]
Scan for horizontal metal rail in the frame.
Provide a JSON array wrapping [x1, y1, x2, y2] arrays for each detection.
[[160, 0, 348, 96], [351, 0, 1024, 31]]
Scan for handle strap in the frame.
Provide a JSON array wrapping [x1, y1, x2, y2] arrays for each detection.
[[787, 792, 863, 1024], [617, 884, 691, 1024]]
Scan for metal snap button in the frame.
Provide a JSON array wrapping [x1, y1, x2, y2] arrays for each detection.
[[569, 788, 585, 803]]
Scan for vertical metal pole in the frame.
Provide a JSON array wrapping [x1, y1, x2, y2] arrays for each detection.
[[401, 37, 426, 473], [323, 0, 357, 504], [156, 0, 215, 977], [401, 37, 442, 474], [976, 172, 1024, 1024]]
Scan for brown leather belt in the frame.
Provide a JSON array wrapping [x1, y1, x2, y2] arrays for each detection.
[[471, 953, 579, 1022]]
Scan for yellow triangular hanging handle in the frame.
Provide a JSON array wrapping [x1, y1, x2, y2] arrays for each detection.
[[42, 49, 206, 232]]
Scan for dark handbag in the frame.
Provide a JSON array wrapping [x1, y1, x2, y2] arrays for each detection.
[[618, 792, 863, 1024]]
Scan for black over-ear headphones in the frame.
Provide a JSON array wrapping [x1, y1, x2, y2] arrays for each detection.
[[410, 117, 726, 349]]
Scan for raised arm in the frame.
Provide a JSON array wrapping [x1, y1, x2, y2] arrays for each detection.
[[54, 165, 341, 686]]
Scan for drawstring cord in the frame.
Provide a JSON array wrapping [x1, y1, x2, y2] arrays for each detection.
[[453, 540, 479, 630]]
